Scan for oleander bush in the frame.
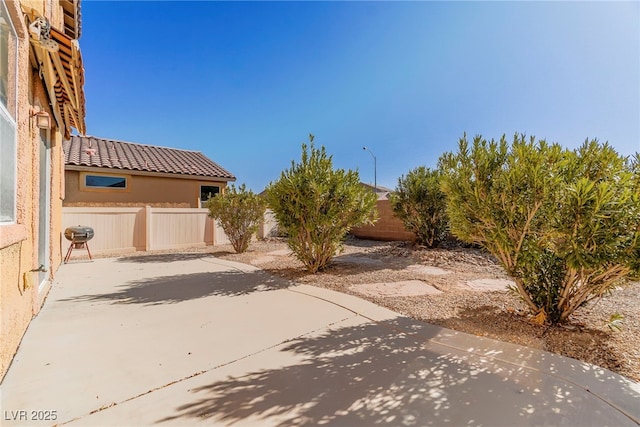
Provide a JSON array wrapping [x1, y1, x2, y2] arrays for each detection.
[[439, 133, 640, 325], [390, 166, 448, 247], [206, 184, 266, 254], [266, 135, 378, 273]]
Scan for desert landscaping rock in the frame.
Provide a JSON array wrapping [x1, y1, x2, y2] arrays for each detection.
[[267, 249, 292, 256], [351, 280, 443, 297], [333, 255, 384, 265], [466, 278, 515, 291], [406, 264, 451, 275], [252, 255, 276, 265]]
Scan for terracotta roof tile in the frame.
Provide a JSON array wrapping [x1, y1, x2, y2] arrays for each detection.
[[63, 136, 235, 180]]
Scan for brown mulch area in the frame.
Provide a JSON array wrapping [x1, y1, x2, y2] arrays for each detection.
[[209, 237, 640, 384]]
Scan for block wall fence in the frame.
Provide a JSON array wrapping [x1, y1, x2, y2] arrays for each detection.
[[61, 200, 414, 259], [62, 207, 230, 256], [350, 200, 416, 241]]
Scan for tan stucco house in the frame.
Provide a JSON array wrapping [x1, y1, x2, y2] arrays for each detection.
[[63, 135, 236, 208], [1, 0, 86, 380]]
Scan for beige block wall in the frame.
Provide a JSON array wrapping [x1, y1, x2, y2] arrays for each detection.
[[350, 199, 416, 242], [0, 0, 66, 381], [63, 170, 228, 208], [258, 209, 279, 239]]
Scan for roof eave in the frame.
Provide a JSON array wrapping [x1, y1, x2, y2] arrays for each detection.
[[23, 6, 86, 139], [65, 165, 236, 182]]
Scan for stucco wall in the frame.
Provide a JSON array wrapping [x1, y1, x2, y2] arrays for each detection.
[[0, 0, 67, 381], [1, 0, 36, 381], [63, 170, 228, 208]]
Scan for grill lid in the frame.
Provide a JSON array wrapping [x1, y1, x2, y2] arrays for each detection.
[[64, 226, 94, 242]]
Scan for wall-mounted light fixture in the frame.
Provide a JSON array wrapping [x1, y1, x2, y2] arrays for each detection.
[[31, 109, 51, 129]]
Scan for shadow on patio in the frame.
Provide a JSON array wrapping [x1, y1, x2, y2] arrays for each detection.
[[62, 270, 292, 306], [115, 253, 212, 263], [156, 318, 617, 426]]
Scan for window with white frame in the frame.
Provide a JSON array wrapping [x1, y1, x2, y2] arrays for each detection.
[[0, 0, 17, 224]]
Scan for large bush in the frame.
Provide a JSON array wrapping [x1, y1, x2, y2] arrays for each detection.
[[266, 136, 378, 273], [206, 184, 266, 253], [390, 166, 448, 247], [439, 133, 640, 325]]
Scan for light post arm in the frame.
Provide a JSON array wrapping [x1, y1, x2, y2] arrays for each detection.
[[362, 147, 377, 192]]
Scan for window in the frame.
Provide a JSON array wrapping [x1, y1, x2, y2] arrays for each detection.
[[0, 0, 17, 223], [0, 1, 16, 110], [84, 174, 127, 188], [200, 185, 220, 203]]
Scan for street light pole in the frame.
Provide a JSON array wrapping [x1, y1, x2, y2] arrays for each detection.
[[362, 146, 377, 192]]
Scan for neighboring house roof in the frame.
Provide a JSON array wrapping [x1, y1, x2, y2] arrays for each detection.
[[359, 182, 393, 200], [360, 183, 394, 193], [64, 135, 236, 181]]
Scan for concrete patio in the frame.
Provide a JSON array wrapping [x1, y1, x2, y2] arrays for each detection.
[[1, 254, 639, 426]]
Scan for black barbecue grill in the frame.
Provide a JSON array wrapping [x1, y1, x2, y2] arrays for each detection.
[[64, 226, 94, 263]]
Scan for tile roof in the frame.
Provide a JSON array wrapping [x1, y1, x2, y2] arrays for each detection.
[[63, 135, 235, 180], [360, 182, 394, 193]]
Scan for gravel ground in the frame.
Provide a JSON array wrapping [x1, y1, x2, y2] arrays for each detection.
[[87, 237, 640, 383], [212, 237, 640, 384]]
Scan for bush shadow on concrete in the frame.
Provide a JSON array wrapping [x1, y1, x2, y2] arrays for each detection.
[[158, 317, 640, 426], [425, 303, 636, 385], [115, 253, 213, 264], [62, 270, 292, 306]]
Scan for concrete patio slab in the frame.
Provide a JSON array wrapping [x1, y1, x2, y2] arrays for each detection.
[[406, 264, 451, 275], [1, 255, 638, 426], [67, 315, 640, 427], [466, 278, 515, 291], [350, 280, 443, 297]]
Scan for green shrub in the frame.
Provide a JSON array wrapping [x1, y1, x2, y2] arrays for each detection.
[[439, 133, 639, 325], [206, 184, 266, 254], [390, 166, 448, 247], [266, 135, 378, 273]]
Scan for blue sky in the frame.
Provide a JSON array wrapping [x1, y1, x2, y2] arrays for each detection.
[[80, 1, 640, 192]]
